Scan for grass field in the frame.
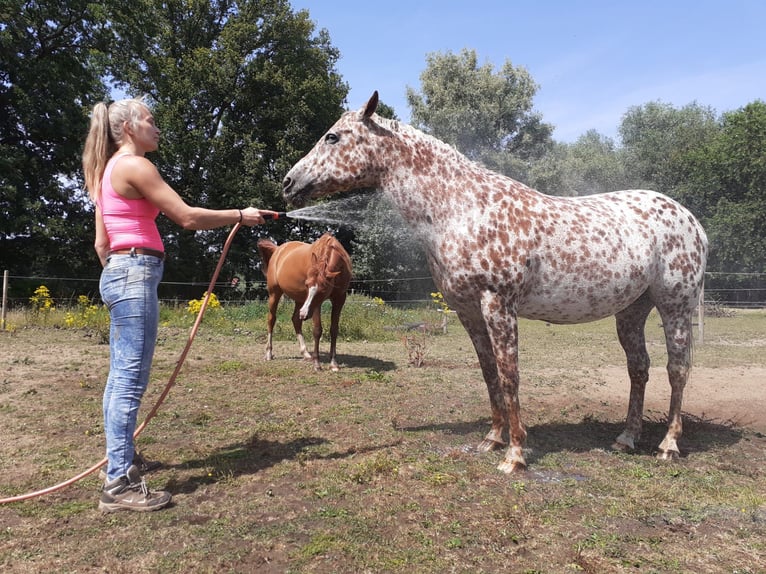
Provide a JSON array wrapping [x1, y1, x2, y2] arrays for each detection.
[[1, 300, 764, 573]]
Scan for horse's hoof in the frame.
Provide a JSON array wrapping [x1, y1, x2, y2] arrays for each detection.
[[497, 459, 526, 474], [330, 365, 340, 372], [656, 449, 679, 461], [611, 441, 633, 453], [477, 439, 504, 452], [612, 431, 636, 452]]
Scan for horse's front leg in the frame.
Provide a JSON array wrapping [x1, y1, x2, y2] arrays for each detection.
[[310, 307, 323, 371], [291, 304, 312, 360], [299, 285, 318, 320], [327, 294, 346, 372], [471, 339, 506, 452], [479, 292, 526, 473], [458, 305, 518, 465], [264, 291, 281, 360]]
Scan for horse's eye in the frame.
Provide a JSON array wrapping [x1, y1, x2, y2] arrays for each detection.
[[325, 133, 339, 144]]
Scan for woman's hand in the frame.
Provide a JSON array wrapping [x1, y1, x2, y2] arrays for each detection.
[[239, 208, 279, 226]]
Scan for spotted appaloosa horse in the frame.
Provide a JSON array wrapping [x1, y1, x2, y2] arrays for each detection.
[[257, 233, 352, 372], [283, 92, 708, 473]]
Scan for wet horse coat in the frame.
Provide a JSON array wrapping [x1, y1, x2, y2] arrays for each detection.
[[283, 92, 708, 472], [257, 233, 352, 372]]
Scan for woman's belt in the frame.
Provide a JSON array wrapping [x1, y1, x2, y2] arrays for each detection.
[[107, 247, 165, 260]]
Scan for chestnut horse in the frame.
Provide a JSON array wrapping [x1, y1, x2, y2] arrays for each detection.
[[257, 233, 352, 371], [282, 91, 708, 473]]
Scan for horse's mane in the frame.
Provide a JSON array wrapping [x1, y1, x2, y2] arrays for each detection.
[[308, 234, 351, 291], [370, 112, 491, 180]]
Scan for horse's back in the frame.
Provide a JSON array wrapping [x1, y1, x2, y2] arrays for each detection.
[[511, 189, 706, 323]]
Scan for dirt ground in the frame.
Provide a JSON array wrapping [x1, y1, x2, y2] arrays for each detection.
[[1, 313, 764, 573], [542, 364, 766, 433]]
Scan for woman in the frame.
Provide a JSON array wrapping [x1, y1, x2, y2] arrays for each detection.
[[82, 96, 277, 512]]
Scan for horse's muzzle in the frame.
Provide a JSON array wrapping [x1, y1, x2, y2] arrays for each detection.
[[282, 176, 311, 207]]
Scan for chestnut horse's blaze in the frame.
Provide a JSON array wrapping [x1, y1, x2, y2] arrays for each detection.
[[257, 233, 352, 372], [282, 91, 708, 473]]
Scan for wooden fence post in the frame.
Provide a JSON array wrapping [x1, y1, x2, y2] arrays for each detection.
[[1, 270, 8, 331], [697, 283, 705, 345]]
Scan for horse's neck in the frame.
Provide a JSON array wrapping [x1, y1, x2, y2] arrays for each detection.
[[381, 130, 520, 225]]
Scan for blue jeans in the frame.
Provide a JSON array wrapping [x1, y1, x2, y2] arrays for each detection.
[[99, 253, 163, 481]]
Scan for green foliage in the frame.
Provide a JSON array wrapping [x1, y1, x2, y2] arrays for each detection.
[[706, 198, 766, 273], [105, 0, 348, 286], [0, 0, 110, 285], [406, 48, 553, 181], [676, 101, 766, 273], [619, 101, 720, 193], [529, 131, 629, 196], [16, 290, 448, 343]]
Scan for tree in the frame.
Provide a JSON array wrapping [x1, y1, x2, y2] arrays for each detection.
[[528, 130, 627, 196], [0, 0, 111, 297], [99, 0, 348, 294], [619, 101, 719, 195], [699, 101, 766, 274], [406, 49, 553, 182]]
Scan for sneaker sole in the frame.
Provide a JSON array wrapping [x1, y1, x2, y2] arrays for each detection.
[[98, 498, 171, 513]]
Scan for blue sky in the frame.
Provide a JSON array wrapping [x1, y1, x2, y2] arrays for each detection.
[[289, 0, 765, 143]]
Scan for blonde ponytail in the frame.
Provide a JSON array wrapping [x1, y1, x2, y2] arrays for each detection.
[[82, 96, 151, 201]]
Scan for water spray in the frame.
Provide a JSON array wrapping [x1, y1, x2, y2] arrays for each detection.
[[264, 193, 383, 227]]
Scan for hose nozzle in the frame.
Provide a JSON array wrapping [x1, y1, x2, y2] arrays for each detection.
[[263, 211, 288, 221]]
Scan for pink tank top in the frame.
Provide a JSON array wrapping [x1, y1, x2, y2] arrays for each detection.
[[99, 154, 163, 252]]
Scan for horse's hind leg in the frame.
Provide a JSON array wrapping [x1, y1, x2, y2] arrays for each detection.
[[613, 293, 654, 452], [655, 307, 694, 460], [265, 291, 281, 360], [291, 304, 313, 361]]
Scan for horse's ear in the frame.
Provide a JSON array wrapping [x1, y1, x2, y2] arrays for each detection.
[[363, 91, 379, 119]]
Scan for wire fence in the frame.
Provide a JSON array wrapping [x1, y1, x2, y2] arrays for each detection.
[[2, 271, 766, 309]]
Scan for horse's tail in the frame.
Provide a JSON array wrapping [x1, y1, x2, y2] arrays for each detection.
[[257, 239, 278, 270]]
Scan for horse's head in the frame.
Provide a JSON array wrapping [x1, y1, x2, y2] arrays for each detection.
[[283, 91, 388, 208], [305, 234, 352, 294]]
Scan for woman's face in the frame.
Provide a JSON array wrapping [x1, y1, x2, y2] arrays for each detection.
[[129, 107, 161, 153]]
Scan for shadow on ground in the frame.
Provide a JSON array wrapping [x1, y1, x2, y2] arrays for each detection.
[[165, 434, 401, 495], [397, 412, 747, 464]]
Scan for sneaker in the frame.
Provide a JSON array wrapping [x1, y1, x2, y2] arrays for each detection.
[[98, 465, 172, 513], [98, 451, 163, 481]]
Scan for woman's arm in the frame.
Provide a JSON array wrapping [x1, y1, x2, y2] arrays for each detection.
[[94, 205, 110, 266], [113, 155, 272, 229]]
